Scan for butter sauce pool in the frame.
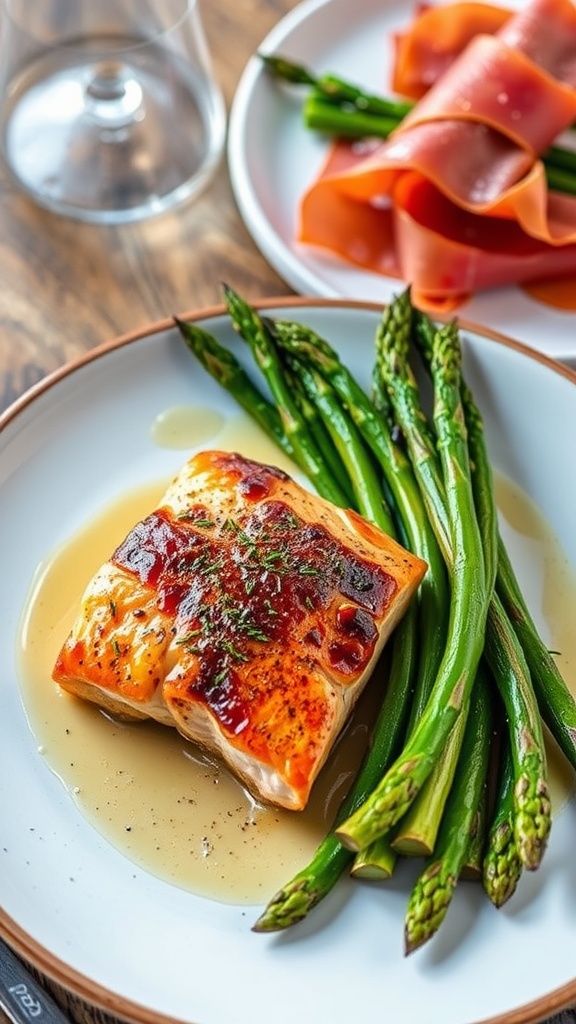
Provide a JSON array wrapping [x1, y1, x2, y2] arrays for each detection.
[[16, 412, 576, 905]]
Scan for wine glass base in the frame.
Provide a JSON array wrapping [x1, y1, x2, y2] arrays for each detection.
[[2, 42, 226, 224]]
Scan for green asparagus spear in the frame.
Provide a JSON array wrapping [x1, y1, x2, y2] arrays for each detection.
[[483, 733, 523, 907], [372, 290, 450, 559], [174, 316, 292, 456], [351, 833, 396, 879], [461, 789, 487, 882], [466, 398, 576, 774], [280, 352, 396, 533], [484, 593, 551, 870], [259, 53, 412, 119], [221, 284, 350, 509], [404, 670, 493, 954], [284, 360, 355, 506], [391, 709, 469, 857], [496, 538, 576, 772], [304, 93, 399, 140], [411, 309, 496, 582], [176, 312, 352, 508]]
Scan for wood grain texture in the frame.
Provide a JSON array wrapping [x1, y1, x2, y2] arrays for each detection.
[[0, 0, 295, 414]]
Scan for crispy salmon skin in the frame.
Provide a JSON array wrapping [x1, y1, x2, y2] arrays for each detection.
[[53, 450, 426, 810]]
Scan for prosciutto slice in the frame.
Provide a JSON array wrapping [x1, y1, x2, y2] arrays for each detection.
[[299, 0, 576, 310], [392, 2, 512, 98]]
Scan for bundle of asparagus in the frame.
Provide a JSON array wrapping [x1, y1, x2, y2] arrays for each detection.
[[260, 54, 576, 196], [175, 287, 576, 954]]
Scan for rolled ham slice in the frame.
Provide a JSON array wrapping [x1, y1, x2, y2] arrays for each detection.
[[299, 0, 576, 309], [392, 2, 512, 98]]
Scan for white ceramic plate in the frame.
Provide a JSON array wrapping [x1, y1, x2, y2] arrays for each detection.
[[1, 299, 576, 1024], [228, 0, 576, 364]]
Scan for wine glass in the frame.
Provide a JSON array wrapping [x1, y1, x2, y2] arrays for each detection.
[[0, 0, 227, 223]]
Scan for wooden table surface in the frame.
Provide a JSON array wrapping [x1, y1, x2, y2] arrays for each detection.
[[0, 0, 295, 419], [0, 2, 575, 1023]]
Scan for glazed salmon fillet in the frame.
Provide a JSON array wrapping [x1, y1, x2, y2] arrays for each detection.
[[53, 450, 426, 810]]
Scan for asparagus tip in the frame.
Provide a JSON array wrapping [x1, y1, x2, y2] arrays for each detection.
[[403, 863, 456, 956], [482, 820, 522, 908], [251, 878, 322, 933], [258, 52, 316, 87], [514, 774, 552, 871]]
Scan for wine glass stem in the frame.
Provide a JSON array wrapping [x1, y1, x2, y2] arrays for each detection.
[[84, 61, 143, 127]]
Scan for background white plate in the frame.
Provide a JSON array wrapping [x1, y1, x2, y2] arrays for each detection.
[[228, 0, 576, 365], [1, 299, 576, 1024]]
